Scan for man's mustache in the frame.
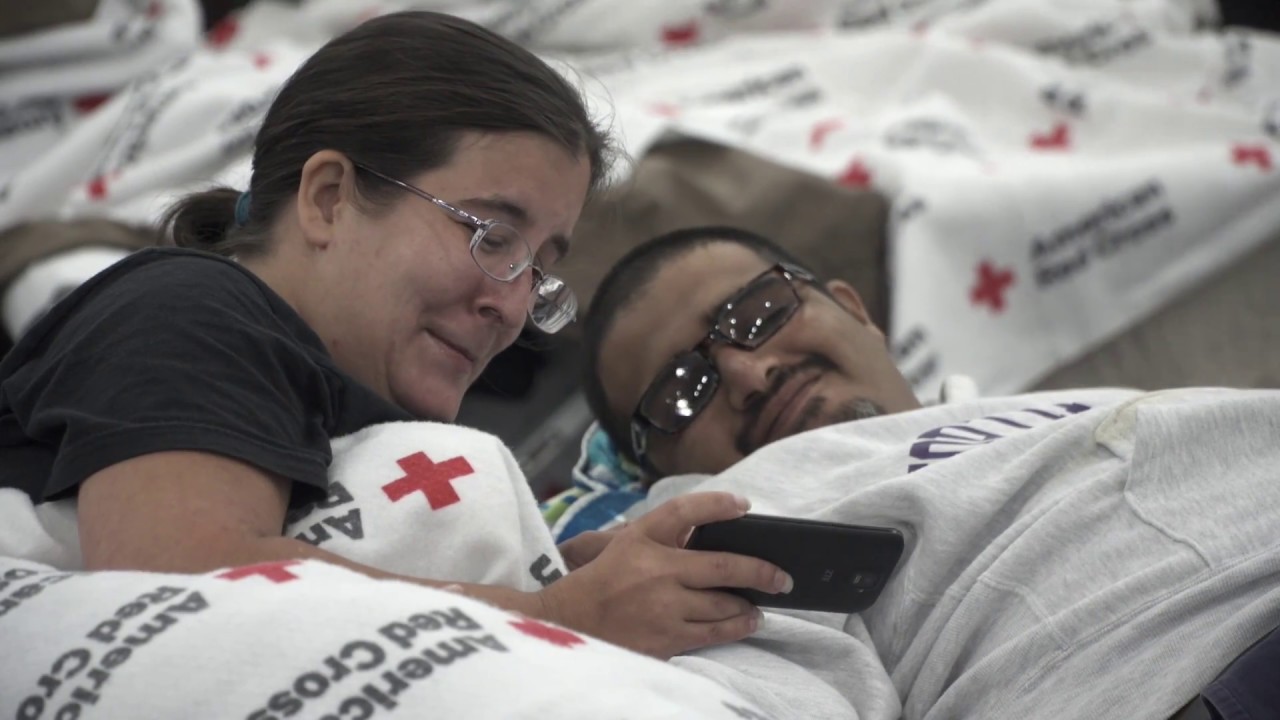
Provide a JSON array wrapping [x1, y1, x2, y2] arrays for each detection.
[[736, 355, 836, 455]]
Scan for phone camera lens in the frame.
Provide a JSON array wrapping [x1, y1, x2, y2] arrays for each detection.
[[849, 572, 878, 589]]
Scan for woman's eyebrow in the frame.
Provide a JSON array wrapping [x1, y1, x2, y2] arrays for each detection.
[[461, 195, 528, 223], [460, 195, 569, 261]]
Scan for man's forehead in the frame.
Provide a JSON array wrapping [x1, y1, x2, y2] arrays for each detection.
[[632, 243, 775, 337], [661, 242, 772, 296]]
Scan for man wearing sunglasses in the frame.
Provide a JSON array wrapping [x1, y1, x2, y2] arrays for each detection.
[[581, 226, 1279, 720], [585, 225, 921, 480]]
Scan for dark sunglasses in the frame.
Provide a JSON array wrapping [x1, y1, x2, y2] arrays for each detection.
[[629, 262, 815, 464]]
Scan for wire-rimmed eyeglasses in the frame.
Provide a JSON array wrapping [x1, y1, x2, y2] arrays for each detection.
[[353, 163, 577, 334]]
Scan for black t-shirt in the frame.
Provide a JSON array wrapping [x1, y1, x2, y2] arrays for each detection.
[[0, 247, 412, 506]]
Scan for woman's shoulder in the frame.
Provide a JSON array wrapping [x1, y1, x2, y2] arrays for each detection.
[[72, 246, 312, 334], [14, 247, 323, 360], [93, 247, 275, 309]]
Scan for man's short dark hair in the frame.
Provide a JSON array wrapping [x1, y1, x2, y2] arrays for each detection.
[[581, 225, 814, 472]]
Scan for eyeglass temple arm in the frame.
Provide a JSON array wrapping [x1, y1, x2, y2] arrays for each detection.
[[353, 163, 487, 229]]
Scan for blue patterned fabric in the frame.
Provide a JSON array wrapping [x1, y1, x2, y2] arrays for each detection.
[[540, 423, 647, 543]]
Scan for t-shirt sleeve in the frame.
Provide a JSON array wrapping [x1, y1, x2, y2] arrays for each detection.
[[14, 260, 335, 501]]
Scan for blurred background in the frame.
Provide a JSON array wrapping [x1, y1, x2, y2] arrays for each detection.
[[3, 0, 1278, 499]]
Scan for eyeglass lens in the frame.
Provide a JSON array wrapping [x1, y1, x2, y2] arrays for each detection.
[[530, 275, 577, 334], [470, 222, 528, 282], [471, 222, 577, 333]]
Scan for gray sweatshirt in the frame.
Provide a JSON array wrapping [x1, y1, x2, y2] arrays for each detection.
[[646, 388, 1280, 720]]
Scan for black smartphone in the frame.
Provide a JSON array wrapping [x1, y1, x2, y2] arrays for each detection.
[[685, 513, 904, 614]]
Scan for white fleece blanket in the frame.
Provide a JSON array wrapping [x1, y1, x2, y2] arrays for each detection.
[[0, 423, 777, 719], [642, 387, 1280, 720], [3, 0, 1279, 400]]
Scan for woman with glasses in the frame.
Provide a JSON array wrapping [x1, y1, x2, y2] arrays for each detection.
[[0, 12, 789, 661]]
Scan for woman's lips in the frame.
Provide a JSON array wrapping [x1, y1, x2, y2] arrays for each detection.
[[426, 329, 477, 371]]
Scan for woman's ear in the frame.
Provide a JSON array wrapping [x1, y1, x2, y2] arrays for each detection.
[[295, 150, 357, 250], [825, 279, 885, 339]]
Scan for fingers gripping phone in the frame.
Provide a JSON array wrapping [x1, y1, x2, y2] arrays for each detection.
[[685, 514, 904, 614]]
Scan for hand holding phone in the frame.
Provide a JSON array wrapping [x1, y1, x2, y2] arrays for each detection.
[[685, 513, 904, 614], [537, 493, 791, 659]]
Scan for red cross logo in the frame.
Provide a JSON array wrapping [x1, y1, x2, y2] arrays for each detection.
[[382, 452, 475, 510], [207, 15, 239, 48], [1030, 122, 1071, 150], [86, 170, 124, 201], [73, 93, 112, 114], [970, 261, 1016, 313], [510, 618, 585, 649], [661, 21, 701, 47], [86, 176, 108, 200], [217, 560, 301, 583], [838, 159, 873, 188], [810, 118, 844, 150], [86, 174, 112, 201], [1232, 144, 1272, 171]]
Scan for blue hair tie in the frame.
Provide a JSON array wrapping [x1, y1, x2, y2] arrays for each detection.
[[233, 191, 252, 227]]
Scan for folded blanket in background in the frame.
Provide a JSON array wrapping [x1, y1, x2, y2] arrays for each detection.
[[563, 0, 1280, 399], [0, 0, 201, 176]]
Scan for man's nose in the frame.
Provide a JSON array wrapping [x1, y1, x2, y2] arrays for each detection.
[[709, 343, 778, 411]]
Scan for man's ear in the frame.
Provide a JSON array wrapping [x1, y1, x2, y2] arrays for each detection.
[[295, 150, 357, 250], [825, 279, 885, 339]]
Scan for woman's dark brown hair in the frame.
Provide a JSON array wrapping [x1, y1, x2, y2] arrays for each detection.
[[164, 11, 612, 257]]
